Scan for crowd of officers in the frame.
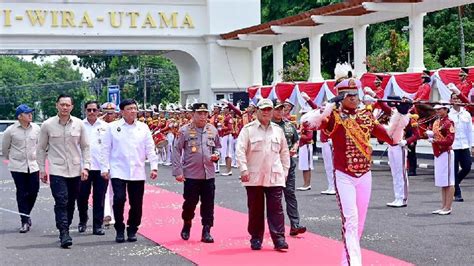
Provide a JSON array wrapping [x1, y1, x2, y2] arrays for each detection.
[[1, 68, 472, 260]]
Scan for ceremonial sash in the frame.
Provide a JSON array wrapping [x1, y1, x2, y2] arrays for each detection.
[[334, 112, 373, 161]]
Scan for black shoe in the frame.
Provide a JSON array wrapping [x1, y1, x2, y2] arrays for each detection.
[[93, 228, 105, 235], [290, 225, 307, 236], [115, 231, 125, 243], [250, 239, 262, 250], [19, 223, 30, 233], [27, 218, 32, 227], [78, 223, 87, 233], [59, 230, 73, 248], [127, 232, 137, 242], [407, 171, 417, 176], [454, 196, 464, 202], [181, 221, 191, 241], [274, 239, 289, 250], [201, 225, 214, 243]]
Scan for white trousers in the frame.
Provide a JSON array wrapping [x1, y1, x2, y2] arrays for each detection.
[[231, 137, 237, 166], [103, 179, 115, 221], [388, 145, 409, 202], [434, 150, 455, 187], [166, 132, 174, 164], [321, 141, 335, 191], [220, 134, 234, 159], [298, 144, 314, 170], [335, 170, 372, 266]]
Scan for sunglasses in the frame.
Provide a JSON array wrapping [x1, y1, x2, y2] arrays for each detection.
[[86, 108, 99, 112]]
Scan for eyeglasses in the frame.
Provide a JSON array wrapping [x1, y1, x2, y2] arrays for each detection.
[[86, 108, 98, 112]]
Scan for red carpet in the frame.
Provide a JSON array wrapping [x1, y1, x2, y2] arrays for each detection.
[[138, 184, 412, 265]]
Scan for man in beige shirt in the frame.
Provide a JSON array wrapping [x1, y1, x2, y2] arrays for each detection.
[[236, 98, 290, 251], [37, 94, 91, 249], [2, 104, 40, 233]]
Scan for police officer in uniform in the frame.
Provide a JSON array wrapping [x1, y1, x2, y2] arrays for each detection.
[[172, 103, 221, 243], [271, 99, 306, 236]]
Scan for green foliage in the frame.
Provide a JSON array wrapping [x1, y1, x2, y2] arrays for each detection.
[[282, 45, 310, 82], [75, 55, 179, 107], [0, 56, 91, 120], [366, 30, 409, 72]]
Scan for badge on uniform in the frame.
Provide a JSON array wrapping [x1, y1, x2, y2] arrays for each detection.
[[191, 146, 197, 153], [117, 127, 121, 132]]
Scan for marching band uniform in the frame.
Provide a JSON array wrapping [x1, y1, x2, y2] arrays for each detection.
[[378, 101, 420, 207], [101, 102, 117, 227], [456, 67, 472, 98], [429, 104, 455, 215], [302, 77, 410, 266], [297, 122, 314, 178], [320, 130, 336, 195]]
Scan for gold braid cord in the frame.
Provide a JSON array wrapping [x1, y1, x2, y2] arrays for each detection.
[[334, 111, 373, 162]]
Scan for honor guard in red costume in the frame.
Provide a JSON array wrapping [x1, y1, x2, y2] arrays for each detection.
[[301, 76, 411, 266], [377, 98, 420, 207], [414, 70, 432, 101], [219, 105, 234, 176], [456, 67, 472, 98], [426, 102, 455, 215]]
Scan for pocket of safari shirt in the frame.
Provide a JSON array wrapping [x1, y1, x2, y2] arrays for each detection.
[[250, 138, 263, 151], [271, 138, 280, 153], [50, 132, 63, 144]]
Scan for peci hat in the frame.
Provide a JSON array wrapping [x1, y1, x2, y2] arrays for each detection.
[[257, 98, 273, 109], [15, 104, 35, 118], [273, 99, 285, 109], [422, 70, 431, 78], [192, 103, 208, 112], [460, 67, 469, 77], [101, 102, 116, 113]]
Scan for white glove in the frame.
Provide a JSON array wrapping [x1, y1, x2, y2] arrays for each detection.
[[220, 99, 230, 104], [398, 140, 407, 147], [363, 94, 377, 103], [301, 92, 311, 101], [428, 138, 434, 143], [364, 86, 376, 97], [448, 83, 461, 95], [426, 130, 434, 138]]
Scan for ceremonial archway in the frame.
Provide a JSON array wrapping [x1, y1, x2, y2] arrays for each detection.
[[0, 0, 261, 104]]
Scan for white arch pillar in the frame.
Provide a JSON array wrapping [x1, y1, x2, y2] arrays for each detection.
[[407, 12, 426, 72], [251, 47, 263, 85], [272, 42, 285, 84], [308, 34, 324, 82], [353, 24, 368, 77]]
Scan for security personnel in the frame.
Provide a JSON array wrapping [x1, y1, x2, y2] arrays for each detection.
[[172, 103, 221, 243], [2, 104, 40, 233], [271, 99, 306, 236]]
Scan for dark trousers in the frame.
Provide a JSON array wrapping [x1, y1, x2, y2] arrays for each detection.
[[111, 179, 145, 234], [182, 178, 215, 226], [49, 175, 81, 231], [283, 158, 300, 228], [11, 171, 40, 224], [77, 170, 108, 230], [454, 148, 472, 197], [246, 186, 285, 245], [407, 141, 417, 174]]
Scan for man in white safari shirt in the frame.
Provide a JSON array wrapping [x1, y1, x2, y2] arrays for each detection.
[[236, 98, 290, 251]]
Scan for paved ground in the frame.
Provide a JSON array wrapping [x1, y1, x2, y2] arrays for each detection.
[[1, 158, 473, 265]]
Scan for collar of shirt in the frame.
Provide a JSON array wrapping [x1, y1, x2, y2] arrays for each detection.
[[83, 118, 103, 127], [54, 115, 73, 125], [14, 121, 32, 129], [118, 118, 137, 127]]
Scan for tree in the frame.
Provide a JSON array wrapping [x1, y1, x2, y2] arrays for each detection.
[[366, 30, 409, 72], [282, 45, 310, 82]]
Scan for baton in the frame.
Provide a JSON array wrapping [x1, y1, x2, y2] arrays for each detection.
[[0, 207, 31, 217]]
